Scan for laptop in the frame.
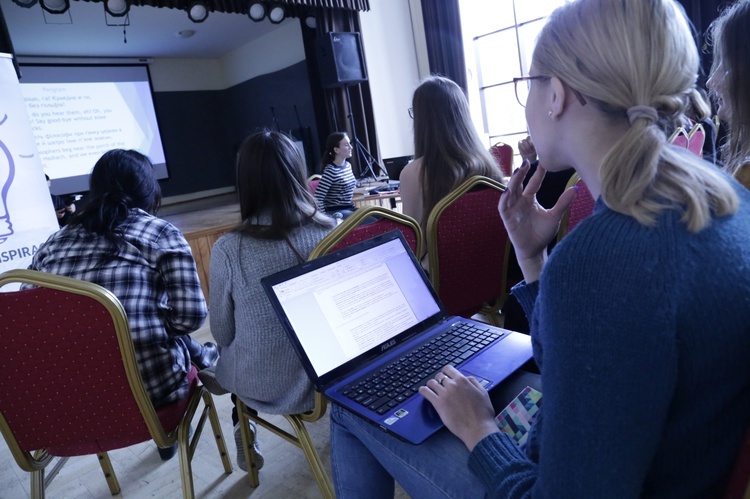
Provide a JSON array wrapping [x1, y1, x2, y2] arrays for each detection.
[[383, 155, 412, 185], [261, 230, 533, 444]]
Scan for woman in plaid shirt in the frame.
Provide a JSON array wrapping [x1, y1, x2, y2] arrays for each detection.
[[28, 149, 217, 413]]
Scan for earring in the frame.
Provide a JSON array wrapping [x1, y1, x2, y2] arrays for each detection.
[[548, 110, 553, 117]]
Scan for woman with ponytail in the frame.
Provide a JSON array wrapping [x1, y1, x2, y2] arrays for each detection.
[[328, 1, 750, 497], [28, 150, 216, 430]]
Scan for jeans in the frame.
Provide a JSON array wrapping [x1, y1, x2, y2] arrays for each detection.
[[330, 404, 486, 499], [329, 369, 542, 499]]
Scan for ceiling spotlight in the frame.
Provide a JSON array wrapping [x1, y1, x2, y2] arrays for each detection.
[[187, 1, 208, 23], [104, 0, 129, 17], [40, 0, 69, 14], [304, 15, 317, 29], [268, 4, 285, 24], [248, 2, 266, 22], [11, 0, 38, 8]]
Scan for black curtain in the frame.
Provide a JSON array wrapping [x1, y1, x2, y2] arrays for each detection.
[[420, 0, 467, 93], [301, 7, 380, 177]]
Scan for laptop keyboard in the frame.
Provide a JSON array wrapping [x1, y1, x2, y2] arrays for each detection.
[[341, 322, 504, 415]]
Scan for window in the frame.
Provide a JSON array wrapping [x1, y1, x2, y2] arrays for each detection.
[[460, 0, 567, 167]]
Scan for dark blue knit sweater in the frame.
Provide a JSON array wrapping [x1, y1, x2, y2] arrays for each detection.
[[469, 180, 750, 498]]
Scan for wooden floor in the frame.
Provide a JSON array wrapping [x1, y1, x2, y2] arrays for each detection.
[[0, 320, 410, 498]]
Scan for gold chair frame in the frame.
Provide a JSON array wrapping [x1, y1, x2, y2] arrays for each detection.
[[309, 205, 423, 260], [668, 126, 688, 146], [0, 269, 232, 498], [237, 393, 333, 499], [426, 175, 509, 324]]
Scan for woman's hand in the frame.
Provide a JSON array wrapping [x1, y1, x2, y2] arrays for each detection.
[[419, 365, 499, 451], [499, 161, 577, 282], [518, 136, 538, 164]]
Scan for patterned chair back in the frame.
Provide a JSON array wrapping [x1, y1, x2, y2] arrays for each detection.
[[557, 173, 596, 242], [489, 142, 514, 177], [426, 176, 509, 319]]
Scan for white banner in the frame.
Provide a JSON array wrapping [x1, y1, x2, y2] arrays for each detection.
[[0, 53, 59, 278]]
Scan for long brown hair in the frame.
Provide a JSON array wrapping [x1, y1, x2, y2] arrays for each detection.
[[709, 0, 750, 177], [412, 76, 501, 226], [235, 130, 333, 239], [320, 132, 348, 170]]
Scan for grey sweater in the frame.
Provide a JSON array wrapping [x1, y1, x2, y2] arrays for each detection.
[[210, 222, 332, 414]]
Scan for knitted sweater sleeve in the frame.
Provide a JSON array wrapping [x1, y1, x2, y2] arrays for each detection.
[[209, 236, 237, 347], [468, 213, 679, 498]]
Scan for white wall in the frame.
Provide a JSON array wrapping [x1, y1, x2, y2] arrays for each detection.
[[221, 20, 305, 89], [149, 19, 305, 92], [360, 0, 425, 160], [149, 58, 225, 92]]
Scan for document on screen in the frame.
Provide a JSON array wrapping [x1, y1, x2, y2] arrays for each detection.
[[313, 263, 418, 358]]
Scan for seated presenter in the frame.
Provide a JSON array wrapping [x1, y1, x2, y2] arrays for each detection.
[[206, 130, 335, 472], [28, 150, 218, 461], [315, 131, 357, 218]]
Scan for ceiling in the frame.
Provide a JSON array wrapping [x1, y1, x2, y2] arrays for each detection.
[[1, 0, 291, 59]]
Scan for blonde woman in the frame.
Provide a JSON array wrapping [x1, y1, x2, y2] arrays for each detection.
[[328, 0, 750, 497]]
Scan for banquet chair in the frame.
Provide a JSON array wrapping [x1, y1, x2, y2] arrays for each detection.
[[557, 173, 596, 242], [237, 394, 333, 499], [668, 127, 689, 149], [309, 205, 422, 259], [0, 269, 232, 499], [426, 175, 509, 324], [307, 174, 322, 195], [489, 141, 514, 177], [687, 123, 706, 158], [724, 423, 750, 499]]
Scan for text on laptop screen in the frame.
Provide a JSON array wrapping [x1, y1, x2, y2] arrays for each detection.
[[271, 238, 441, 377]]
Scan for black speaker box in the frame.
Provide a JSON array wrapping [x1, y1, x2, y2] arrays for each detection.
[[315, 32, 368, 88]]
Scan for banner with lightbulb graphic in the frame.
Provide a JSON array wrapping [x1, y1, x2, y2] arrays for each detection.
[[0, 53, 60, 281]]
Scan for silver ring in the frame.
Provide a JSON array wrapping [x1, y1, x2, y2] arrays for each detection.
[[437, 376, 446, 386]]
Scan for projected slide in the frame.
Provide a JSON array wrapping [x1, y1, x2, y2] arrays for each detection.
[[18, 65, 168, 195], [22, 81, 164, 177]]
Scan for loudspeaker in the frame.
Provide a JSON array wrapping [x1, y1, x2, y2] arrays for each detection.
[[315, 32, 368, 88]]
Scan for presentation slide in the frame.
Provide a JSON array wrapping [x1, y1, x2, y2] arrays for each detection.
[[18, 64, 167, 195]]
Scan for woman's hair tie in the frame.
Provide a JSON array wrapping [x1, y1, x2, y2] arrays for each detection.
[[626, 105, 659, 125]]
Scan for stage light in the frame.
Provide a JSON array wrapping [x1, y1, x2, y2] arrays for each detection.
[[187, 1, 208, 23], [248, 2, 266, 22], [11, 0, 38, 8], [104, 0, 129, 17], [40, 0, 69, 14], [268, 4, 285, 24], [304, 15, 317, 29]]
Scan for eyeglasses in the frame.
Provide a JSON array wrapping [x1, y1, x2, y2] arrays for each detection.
[[408, 107, 414, 119], [512, 75, 588, 108]]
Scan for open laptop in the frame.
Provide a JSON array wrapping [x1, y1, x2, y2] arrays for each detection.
[[261, 230, 533, 444]]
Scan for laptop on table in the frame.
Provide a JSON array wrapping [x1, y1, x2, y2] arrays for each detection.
[[261, 230, 533, 444]]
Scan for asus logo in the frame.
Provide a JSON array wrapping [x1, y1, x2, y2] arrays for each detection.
[[381, 339, 396, 352]]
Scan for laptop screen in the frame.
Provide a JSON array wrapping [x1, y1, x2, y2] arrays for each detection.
[[267, 235, 441, 379]]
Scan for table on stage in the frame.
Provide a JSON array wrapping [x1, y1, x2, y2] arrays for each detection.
[[353, 181, 402, 212]]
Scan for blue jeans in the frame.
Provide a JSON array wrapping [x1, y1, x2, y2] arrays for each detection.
[[330, 404, 486, 499], [329, 368, 542, 498]]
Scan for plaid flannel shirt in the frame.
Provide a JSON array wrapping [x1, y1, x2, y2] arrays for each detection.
[[27, 208, 208, 407]]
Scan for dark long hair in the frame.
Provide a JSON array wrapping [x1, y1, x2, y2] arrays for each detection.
[[412, 76, 501, 227], [320, 132, 348, 170], [72, 149, 161, 240], [236, 130, 333, 239]]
